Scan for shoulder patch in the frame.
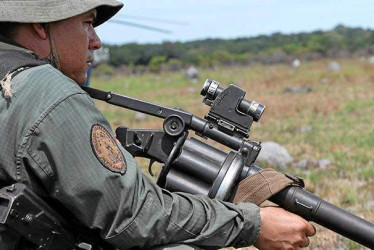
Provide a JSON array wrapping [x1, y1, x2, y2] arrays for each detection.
[[91, 124, 127, 175]]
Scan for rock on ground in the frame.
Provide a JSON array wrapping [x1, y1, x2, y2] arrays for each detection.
[[296, 158, 333, 170], [284, 86, 312, 94], [185, 66, 199, 80], [327, 61, 342, 72], [135, 112, 147, 121], [318, 159, 333, 170], [256, 141, 293, 169], [292, 59, 301, 68], [369, 56, 374, 65]]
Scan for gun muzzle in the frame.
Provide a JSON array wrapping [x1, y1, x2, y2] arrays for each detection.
[[246, 165, 374, 249]]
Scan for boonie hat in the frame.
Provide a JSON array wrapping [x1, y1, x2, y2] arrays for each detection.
[[0, 0, 124, 27]]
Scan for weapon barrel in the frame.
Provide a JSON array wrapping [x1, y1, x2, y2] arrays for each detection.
[[247, 166, 374, 249], [272, 186, 374, 248]]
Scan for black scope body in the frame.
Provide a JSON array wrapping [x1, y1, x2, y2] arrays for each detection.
[[200, 79, 265, 122]]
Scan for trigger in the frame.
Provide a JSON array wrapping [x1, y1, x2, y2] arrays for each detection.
[[148, 159, 156, 177]]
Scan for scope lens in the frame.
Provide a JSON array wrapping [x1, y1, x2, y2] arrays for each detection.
[[200, 79, 211, 96], [201, 79, 219, 100], [238, 100, 266, 122], [249, 101, 265, 122]]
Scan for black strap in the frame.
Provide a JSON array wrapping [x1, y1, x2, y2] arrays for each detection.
[[81, 86, 112, 101]]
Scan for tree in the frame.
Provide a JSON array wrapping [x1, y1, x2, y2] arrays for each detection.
[[149, 55, 167, 73]]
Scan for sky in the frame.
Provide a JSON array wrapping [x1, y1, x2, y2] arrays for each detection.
[[96, 0, 374, 45]]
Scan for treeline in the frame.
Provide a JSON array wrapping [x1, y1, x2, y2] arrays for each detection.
[[106, 25, 374, 71]]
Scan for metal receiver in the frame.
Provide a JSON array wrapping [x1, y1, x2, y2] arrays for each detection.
[[82, 81, 262, 201]]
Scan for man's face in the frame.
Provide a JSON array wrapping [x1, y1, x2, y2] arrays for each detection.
[[50, 10, 101, 85]]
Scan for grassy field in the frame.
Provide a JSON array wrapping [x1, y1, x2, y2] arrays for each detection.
[[91, 58, 374, 249]]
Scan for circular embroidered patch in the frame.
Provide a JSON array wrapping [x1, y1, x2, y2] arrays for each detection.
[[91, 124, 127, 174]]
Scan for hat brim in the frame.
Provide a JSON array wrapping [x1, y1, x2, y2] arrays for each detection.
[[95, 4, 123, 27], [0, 0, 123, 26]]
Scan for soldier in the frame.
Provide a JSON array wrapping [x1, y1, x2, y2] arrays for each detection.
[[0, 0, 315, 249]]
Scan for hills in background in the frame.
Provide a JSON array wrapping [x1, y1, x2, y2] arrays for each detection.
[[104, 25, 374, 72]]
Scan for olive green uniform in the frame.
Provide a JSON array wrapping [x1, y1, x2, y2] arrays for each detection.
[[0, 41, 261, 249]]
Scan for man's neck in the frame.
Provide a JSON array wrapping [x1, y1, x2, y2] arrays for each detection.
[[0, 35, 23, 49]]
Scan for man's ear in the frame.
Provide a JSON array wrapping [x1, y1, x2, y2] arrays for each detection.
[[32, 23, 48, 40]]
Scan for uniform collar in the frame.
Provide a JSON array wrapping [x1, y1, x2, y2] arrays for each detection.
[[0, 40, 50, 80], [0, 36, 35, 54]]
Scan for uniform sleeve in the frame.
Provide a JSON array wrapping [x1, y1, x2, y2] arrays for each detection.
[[22, 92, 261, 249]]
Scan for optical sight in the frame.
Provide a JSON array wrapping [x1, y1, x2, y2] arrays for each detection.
[[201, 79, 265, 122]]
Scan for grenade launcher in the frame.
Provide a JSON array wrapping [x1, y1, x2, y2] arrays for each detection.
[[82, 79, 374, 248]]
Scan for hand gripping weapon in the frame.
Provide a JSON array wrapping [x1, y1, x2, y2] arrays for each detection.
[[82, 79, 374, 248]]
